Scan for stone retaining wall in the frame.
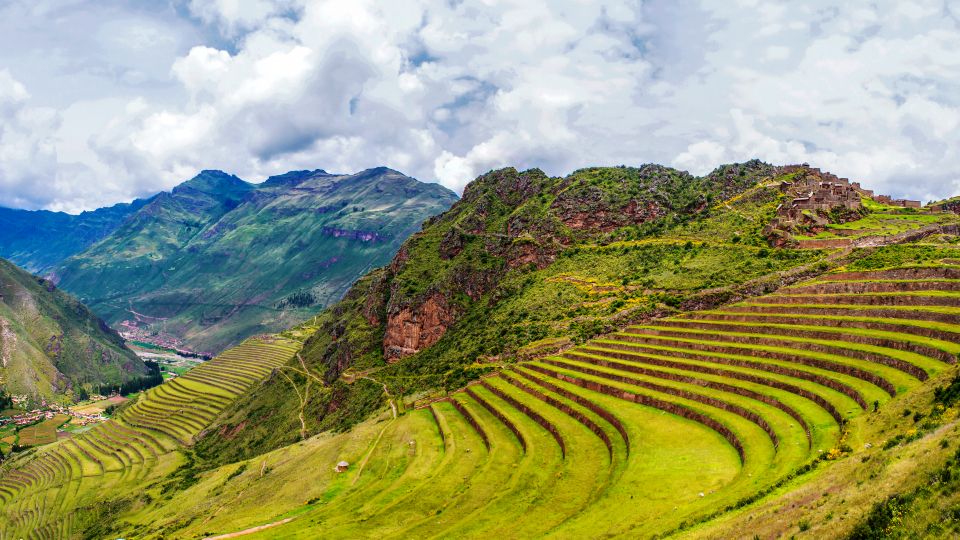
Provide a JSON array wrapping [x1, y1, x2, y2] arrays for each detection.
[[662, 319, 955, 364], [481, 381, 566, 459], [757, 294, 960, 308], [727, 305, 960, 327], [501, 373, 613, 459], [623, 328, 928, 381], [612, 333, 897, 396], [541, 358, 780, 448], [525, 363, 746, 463], [464, 387, 526, 453], [683, 313, 960, 354], [785, 281, 960, 294], [511, 367, 631, 455], [591, 340, 867, 409], [447, 397, 490, 451], [572, 348, 844, 425], [559, 353, 812, 446], [427, 404, 446, 448], [825, 267, 960, 281]]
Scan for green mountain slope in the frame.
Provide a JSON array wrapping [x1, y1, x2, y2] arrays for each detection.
[[193, 161, 824, 463], [0, 258, 148, 404], [0, 199, 150, 273], [53, 168, 459, 355], [5, 163, 960, 538]]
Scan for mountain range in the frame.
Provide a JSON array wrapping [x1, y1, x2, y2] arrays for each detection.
[[0, 199, 149, 273], [0, 168, 457, 356]]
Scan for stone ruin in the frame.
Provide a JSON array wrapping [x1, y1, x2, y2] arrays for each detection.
[[874, 195, 922, 208], [773, 165, 865, 229], [773, 164, 922, 230]]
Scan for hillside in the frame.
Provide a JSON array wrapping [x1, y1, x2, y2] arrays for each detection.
[[3, 162, 960, 538], [0, 199, 150, 273], [52, 168, 459, 355], [0, 258, 149, 404], [192, 161, 825, 463]]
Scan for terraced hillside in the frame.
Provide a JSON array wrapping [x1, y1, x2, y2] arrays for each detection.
[[5, 260, 957, 538], [3, 162, 960, 538], [0, 336, 299, 538]]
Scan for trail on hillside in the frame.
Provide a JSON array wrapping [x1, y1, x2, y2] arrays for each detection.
[[203, 517, 294, 539], [277, 353, 328, 439], [362, 375, 397, 418]]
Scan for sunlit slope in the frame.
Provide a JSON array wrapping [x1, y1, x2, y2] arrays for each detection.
[[0, 337, 299, 538], [8, 261, 953, 538], [54, 168, 458, 354], [0, 257, 147, 401]]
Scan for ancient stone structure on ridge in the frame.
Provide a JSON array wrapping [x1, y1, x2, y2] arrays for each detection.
[[773, 164, 922, 231]]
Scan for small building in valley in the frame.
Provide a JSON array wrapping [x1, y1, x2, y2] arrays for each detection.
[[335, 461, 350, 473]]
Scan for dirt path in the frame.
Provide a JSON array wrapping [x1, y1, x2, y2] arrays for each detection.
[[352, 418, 394, 486], [277, 354, 327, 440], [362, 375, 397, 418], [203, 517, 294, 539]]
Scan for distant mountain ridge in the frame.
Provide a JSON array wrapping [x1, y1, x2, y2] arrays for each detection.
[[0, 258, 148, 403], [0, 198, 152, 272], [51, 167, 459, 354]]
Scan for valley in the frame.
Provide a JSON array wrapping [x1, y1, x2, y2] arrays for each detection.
[[50, 168, 458, 356], [1, 162, 960, 538]]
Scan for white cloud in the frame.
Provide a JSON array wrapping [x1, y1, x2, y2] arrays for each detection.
[[186, 0, 299, 35], [0, 70, 60, 209], [1, 0, 960, 211]]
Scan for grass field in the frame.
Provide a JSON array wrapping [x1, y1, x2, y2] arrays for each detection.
[[2, 259, 960, 538]]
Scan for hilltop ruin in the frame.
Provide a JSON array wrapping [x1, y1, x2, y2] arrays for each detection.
[[772, 164, 920, 229]]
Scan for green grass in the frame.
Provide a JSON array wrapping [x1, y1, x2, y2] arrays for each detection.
[[7, 193, 960, 539]]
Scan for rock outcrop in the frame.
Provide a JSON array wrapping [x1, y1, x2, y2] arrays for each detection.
[[384, 294, 455, 361]]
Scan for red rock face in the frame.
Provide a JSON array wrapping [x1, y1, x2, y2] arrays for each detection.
[[555, 198, 663, 232], [383, 294, 454, 361]]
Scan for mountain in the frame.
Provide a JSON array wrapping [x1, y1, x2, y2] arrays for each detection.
[[194, 161, 807, 460], [0, 198, 150, 272], [52, 168, 459, 355], [4, 162, 960, 538], [0, 258, 148, 404]]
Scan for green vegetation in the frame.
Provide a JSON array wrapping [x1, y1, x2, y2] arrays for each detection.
[[55, 168, 458, 354], [0, 257, 149, 403], [3, 162, 960, 538], [16, 415, 70, 446], [0, 336, 300, 537], [0, 197, 149, 273]]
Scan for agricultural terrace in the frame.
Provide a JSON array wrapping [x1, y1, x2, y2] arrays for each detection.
[[0, 337, 299, 538], [792, 199, 960, 249], [49, 260, 960, 539]]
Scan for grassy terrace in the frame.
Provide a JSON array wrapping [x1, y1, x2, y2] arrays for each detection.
[[0, 337, 299, 537], [4, 264, 960, 537]]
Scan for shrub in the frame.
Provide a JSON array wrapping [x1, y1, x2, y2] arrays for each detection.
[[934, 372, 960, 407], [847, 494, 913, 539]]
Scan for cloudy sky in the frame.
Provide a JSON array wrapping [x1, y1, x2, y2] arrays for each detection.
[[0, 0, 958, 212]]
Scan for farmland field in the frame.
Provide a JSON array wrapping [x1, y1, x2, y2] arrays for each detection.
[[16, 415, 70, 447]]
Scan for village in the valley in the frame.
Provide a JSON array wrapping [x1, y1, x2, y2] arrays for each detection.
[[1, 342, 205, 455]]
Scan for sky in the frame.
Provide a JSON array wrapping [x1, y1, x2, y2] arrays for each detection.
[[0, 0, 958, 213]]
